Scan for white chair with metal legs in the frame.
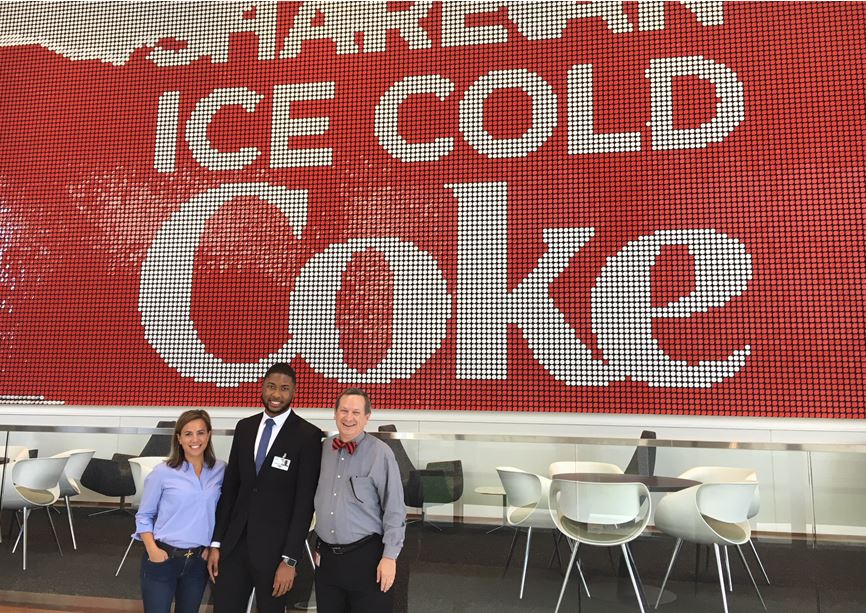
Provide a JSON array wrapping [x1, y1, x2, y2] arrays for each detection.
[[1, 456, 69, 570], [548, 462, 625, 571], [653, 482, 766, 612], [548, 461, 624, 478], [115, 456, 166, 576], [549, 478, 652, 613], [497, 466, 584, 600], [51, 449, 95, 550], [678, 466, 770, 587]]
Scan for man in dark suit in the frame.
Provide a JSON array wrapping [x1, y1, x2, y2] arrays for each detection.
[[208, 362, 322, 612]]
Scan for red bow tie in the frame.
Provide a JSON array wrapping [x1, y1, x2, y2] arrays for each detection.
[[332, 438, 357, 454]]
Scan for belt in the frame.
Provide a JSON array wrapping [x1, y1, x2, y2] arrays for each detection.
[[318, 534, 379, 555], [155, 540, 206, 559]]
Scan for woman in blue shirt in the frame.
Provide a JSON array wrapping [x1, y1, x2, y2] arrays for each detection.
[[135, 410, 226, 613]]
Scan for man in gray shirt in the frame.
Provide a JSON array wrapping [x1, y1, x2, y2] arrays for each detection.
[[314, 387, 406, 613]]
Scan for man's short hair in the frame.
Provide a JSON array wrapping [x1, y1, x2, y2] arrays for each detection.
[[335, 387, 371, 415], [265, 362, 296, 384]]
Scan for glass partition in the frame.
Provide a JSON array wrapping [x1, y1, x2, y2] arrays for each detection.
[[1, 424, 864, 612], [809, 450, 866, 543]]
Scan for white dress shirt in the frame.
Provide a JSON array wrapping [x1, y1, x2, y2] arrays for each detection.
[[253, 408, 293, 461]]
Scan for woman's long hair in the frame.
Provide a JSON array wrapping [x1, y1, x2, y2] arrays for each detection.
[[167, 409, 217, 469]]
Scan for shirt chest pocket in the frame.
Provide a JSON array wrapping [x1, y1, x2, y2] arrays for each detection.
[[349, 476, 379, 505]]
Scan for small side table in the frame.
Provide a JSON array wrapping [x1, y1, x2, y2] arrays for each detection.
[[475, 485, 507, 534]]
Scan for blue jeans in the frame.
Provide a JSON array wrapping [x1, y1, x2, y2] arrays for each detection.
[[140, 552, 208, 613]]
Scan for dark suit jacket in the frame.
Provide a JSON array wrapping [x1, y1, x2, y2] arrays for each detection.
[[213, 410, 322, 568]]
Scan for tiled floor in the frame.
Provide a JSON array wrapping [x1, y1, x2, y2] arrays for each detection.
[[403, 524, 865, 613], [1, 507, 865, 612]]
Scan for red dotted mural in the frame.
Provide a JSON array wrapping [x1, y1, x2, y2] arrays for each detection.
[[0, 2, 863, 416]]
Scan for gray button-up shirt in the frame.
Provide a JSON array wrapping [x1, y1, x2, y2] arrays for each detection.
[[314, 432, 406, 559]]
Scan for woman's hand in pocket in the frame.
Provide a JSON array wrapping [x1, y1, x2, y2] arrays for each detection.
[[147, 546, 168, 563]]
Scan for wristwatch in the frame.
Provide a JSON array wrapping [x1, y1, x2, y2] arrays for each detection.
[[281, 556, 298, 568]]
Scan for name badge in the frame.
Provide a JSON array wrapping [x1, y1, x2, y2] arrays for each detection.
[[272, 456, 291, 471]]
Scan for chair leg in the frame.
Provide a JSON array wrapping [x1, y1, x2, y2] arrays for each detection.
[[547, 531, 563, 570], [22, 507, 29, 570], [295, 536, 318, 611], [749, 539, 771, 584], [65, 496, 77, 550], [246, 589, 255, 613], [115, 537, 135, 577], [724, 546, 732, 591], [574, 545, 590, 598], [547, 530, 562, 568], [89, 496, 132, 517], [622, 543, 647, 613], [735, 545, 767, 611], [555, 537, 581, 613], [45, 505, 63, 557], [503, 527, 519, 575], [625, 544, 649, 608], [713, 543, 729, 613], [305, 538, 316, 570], [655, 538, 682, 609], [12, 510, 25, 552], [425, 521, 444, 531], [519, 526, 532, 599], [419, 506, 445, 532]]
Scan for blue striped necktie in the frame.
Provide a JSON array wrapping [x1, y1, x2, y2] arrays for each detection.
[[255, 418, 275, 473]]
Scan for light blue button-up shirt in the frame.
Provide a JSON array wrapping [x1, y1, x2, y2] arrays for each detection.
[[135, 460, 226, 549]]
